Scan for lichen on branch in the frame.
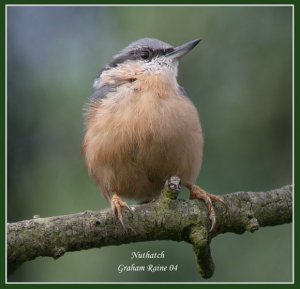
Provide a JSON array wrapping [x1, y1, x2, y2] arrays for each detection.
[[7, 181, 292, 278]]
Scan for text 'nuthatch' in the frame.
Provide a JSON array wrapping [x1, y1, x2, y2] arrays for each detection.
[[83, 38, 224, 231]]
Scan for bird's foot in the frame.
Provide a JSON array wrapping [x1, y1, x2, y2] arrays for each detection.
[[186, 184, 226, 233], [111, 193, 132, 227]]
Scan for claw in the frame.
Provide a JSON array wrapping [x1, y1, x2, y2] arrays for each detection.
[[209, 212, 216, 233], [207, 192, 227, 213], [111, 194, 132, 227], [124, 202, 134, 213], [187, 184, 224, 232]]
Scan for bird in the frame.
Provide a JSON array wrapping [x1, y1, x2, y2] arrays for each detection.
[[82, 38, 224, 232]]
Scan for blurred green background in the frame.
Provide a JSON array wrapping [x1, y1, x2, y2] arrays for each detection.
[[7, 6, 292, 282]]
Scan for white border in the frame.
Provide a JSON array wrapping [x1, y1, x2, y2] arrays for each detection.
[[5, 4, 295, 285]]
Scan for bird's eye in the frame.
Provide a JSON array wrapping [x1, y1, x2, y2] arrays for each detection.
[[140, 50, 151, 60]]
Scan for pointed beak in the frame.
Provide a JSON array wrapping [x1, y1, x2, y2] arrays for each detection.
[[166, 39, 201, 60]]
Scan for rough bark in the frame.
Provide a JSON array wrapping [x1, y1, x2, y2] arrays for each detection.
[[7, 182, 292, 278]]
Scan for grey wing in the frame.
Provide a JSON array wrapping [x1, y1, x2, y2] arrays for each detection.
[[90, 84, 117, 101], [84, 82, 117, 117]]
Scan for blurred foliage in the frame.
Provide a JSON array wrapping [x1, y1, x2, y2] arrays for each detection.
[[7, 6, 292, 282]]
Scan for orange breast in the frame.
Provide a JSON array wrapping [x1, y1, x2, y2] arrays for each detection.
[[83, 73, 203, 200]]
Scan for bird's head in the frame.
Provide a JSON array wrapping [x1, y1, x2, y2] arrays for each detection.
[[92, 38, 201, 98]]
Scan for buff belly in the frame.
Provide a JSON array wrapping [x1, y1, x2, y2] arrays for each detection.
[[83, 90, 203, 201]]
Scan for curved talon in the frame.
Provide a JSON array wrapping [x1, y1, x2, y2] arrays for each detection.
[[208, 208, 216, 233], [124, 202, 134, 213], [207, 192, 227, 212], [187, 184, 223, 232], [111, 194, 132, 227]]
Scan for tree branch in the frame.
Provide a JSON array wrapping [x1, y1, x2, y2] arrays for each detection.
[[7, 181, 292, 278]]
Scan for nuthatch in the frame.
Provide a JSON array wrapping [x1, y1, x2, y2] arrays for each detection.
[[83, 38, 224, 231]]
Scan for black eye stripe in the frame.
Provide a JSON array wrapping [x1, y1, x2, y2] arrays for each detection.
[[97, 47, 175, 76], [137, 47, 175, 61]]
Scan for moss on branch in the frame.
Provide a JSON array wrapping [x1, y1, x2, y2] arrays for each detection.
[[7, 182, 292, 278]]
